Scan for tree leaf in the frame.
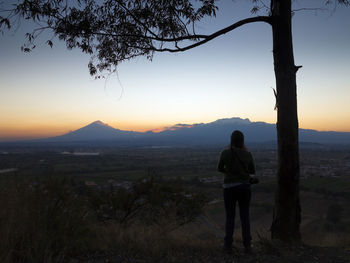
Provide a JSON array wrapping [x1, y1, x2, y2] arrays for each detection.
[[0, 18, 11, 29], [47, 40, 53, 48]]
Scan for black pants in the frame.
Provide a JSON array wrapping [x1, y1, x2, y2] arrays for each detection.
[[223, 184, 252, 248]]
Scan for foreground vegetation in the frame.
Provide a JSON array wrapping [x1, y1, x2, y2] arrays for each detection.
[[1, 175, 349, 263], [1, 147, 349, 262], [0, 175, 208, 262]]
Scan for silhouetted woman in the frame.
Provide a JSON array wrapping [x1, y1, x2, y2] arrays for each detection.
[[217, 130, 257, 254]]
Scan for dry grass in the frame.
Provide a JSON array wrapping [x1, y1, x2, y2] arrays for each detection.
[[91, 223, 221, 261], [1, 176, 349, 263], [0, 176, 213, 263], [0, 177, 93, 262]]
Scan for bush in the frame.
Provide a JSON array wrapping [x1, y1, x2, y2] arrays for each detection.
[[0, 177, 92, 263], [87, 177, 208, 230], [0, 175, 208, 262]]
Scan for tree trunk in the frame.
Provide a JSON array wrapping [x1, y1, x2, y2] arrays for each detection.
[[270, 0, 301, 241]]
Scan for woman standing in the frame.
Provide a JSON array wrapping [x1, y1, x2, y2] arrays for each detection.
[[217, 130, 257, 254]]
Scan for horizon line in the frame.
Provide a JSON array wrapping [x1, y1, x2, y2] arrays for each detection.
[[1, 117, 350, 142]]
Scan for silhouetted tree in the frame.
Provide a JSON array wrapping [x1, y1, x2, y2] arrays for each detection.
[[1, 0, 348, 242]]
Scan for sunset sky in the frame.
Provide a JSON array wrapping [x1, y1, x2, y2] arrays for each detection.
[[1, 1, 350, 141]]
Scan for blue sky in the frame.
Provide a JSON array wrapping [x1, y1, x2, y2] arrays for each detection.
[[0, 1, 350, 140]]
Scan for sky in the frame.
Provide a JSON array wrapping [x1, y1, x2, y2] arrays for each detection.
[[1, 1, 350, 141]]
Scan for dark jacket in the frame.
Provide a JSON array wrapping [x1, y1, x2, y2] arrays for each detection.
[[217, 147, 255, 184]]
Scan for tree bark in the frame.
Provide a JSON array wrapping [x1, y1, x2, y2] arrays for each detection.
[[270, 0, 301, 241]]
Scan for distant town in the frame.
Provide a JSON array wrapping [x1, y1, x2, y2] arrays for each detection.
[[1, 145, 349, 189]]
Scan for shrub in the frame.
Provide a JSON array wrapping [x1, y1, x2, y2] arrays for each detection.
[[0, 177, 92, 263], [87, 177, 208, 230], [0, 175, 208, 262]]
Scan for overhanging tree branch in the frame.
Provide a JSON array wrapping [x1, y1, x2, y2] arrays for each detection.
[[141, 16, 272, 52], [292, 7, 327, 12], [90, 31, 209, 42], [1, 1, 271, 74]]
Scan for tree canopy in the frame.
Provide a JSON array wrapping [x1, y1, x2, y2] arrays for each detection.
[[2, 0, 346, 77], [2, 0, 220, 76]]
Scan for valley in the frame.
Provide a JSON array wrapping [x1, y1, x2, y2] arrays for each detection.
[[1, 145, 349, 247]]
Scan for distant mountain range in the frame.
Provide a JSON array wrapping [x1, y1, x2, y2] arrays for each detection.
[[30, 117, 350, 147]]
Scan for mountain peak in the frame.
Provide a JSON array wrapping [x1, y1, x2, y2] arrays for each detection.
[[213, 117, 251, 125], [90, 120, 109, 127]]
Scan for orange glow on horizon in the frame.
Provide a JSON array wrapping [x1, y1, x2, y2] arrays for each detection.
[[299, 115, 350, 133], [0, 121, 170, 140], [1, 118, 350, 141]]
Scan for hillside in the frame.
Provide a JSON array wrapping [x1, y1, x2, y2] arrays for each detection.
[[0, 146, 349, 262]]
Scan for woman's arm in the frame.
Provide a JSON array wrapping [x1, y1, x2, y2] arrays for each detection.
[[217, 151, 226, 173], [248, 152, 256, 175], [248, 152, 259, 184]]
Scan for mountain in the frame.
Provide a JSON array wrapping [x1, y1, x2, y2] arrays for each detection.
[[33, 118, 350, 146], [40, 120, 141, 142]]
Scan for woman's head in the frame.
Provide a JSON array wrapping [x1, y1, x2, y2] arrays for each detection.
[[230, 130, 245, 149]]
